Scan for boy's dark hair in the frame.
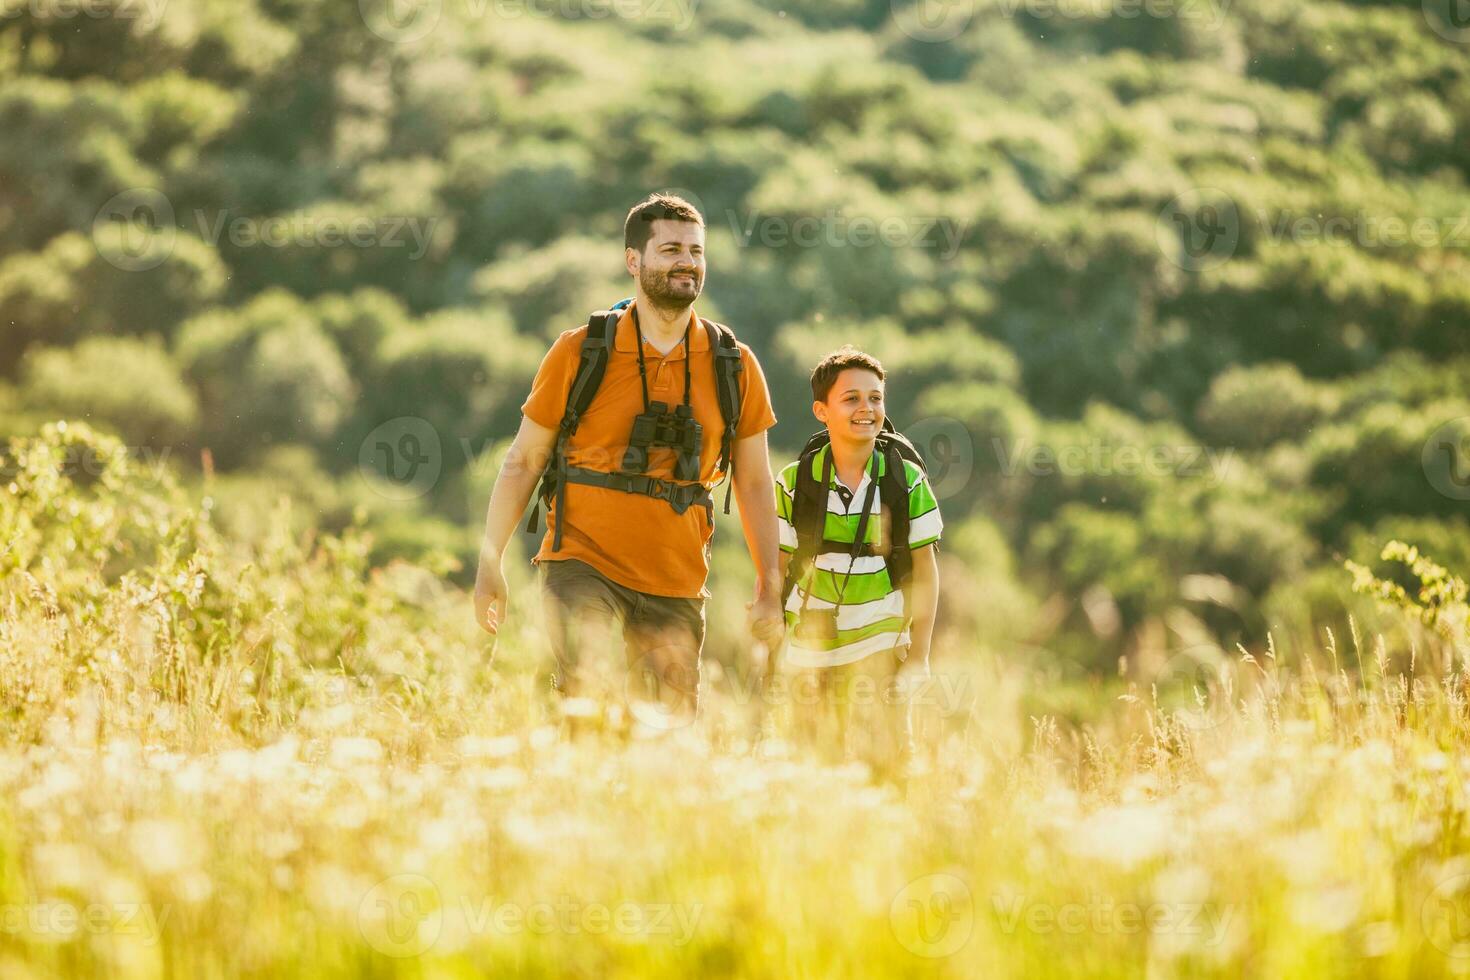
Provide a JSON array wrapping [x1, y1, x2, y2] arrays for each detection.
[[811, 345, 886, 402], [624, 193, 705, 253]]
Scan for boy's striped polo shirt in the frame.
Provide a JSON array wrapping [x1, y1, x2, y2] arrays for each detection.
[[775, 444, 942, 668]]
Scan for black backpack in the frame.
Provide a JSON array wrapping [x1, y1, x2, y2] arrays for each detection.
[[784, 417, 931, 605], [526, 300, 745, 550]]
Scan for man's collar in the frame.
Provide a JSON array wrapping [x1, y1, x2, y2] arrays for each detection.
[[614, 302, 709, 356]]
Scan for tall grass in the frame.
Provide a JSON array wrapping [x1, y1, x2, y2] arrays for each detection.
[[2, 422, 1469, 978]]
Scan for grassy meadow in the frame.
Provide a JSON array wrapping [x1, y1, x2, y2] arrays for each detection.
[[5, 0, 1470, 976], [3, 422, 1470, 979]]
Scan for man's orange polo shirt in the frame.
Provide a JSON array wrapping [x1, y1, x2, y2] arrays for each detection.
[[521, 304, 777, 599]]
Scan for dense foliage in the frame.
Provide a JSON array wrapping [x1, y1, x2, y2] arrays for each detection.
[[2, 0, 1468, 670]]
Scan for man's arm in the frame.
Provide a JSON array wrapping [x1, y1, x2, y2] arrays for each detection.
[[473, 416, 558, 634], [731, 430, 785, 647], [906, 543, 940, 665]]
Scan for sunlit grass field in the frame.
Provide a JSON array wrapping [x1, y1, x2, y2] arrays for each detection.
[[3, 422, 1470, 979]]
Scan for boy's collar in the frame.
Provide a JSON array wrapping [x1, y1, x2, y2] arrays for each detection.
[[809, 442, 887, 486]]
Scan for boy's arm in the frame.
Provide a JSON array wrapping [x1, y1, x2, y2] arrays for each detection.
[[906, 543, 940, 666]]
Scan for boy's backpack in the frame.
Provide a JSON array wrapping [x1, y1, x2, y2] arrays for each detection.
[[784, 417, 931, 605], [525, 298, 745, 550]]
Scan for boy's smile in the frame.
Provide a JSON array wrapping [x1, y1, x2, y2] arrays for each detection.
[[815, 367, 886, 446]]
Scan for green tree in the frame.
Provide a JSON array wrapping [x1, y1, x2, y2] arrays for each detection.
[[18, 335, 198, 447]]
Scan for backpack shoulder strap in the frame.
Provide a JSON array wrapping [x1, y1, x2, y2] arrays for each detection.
[[878, 437, 915, 589], [701, 318, 744, 515], [784, 439, 830, 604], [565, 311, 618, 431], [525, 311, 619, 547]]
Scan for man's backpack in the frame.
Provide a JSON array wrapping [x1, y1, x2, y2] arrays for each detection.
[[526, 299, 745, 550], [784, 417, 931, 606]]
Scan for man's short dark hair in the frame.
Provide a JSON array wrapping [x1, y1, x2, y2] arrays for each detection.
[[624, 193, 705, 253], [811, 345, 886, 402]]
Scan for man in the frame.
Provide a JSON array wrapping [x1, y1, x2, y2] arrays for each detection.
[[473, 193, 785, 725]]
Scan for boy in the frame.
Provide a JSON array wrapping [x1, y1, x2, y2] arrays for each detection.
[[774, 346, 942, 772]]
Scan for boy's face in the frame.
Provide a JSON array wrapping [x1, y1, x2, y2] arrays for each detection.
[[814, 368, 885, 445]]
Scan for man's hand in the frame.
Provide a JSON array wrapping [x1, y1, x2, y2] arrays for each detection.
[[474, 556, 508, 635], [730, 429, 785, 650], [746, 584, 785, 649], [471, 415, 557, 638]]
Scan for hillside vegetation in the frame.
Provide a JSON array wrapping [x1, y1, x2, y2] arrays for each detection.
[[3, 0, 1469, 672]]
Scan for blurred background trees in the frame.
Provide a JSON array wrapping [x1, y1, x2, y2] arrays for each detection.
[[1, 0, 1467, 677]]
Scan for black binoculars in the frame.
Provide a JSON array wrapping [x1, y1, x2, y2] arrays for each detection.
[[622, 401, 703, 482]]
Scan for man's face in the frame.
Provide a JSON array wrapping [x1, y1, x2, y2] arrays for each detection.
[[814, 368, 885, 444], [629, 219, 705, 309]]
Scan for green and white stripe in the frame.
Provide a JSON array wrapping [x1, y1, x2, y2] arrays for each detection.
[[776, 444, 942, 668]]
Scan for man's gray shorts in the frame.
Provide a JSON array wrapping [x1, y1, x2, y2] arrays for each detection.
[[538, 558, 706, 701]]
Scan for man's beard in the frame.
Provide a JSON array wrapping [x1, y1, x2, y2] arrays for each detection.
[[641, 266, 702, 310]]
